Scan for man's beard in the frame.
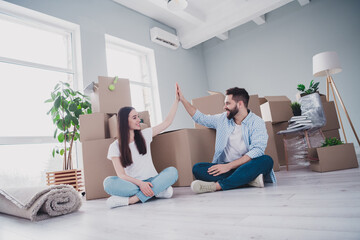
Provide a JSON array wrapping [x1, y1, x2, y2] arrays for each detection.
[[226, 106, 239, 120]]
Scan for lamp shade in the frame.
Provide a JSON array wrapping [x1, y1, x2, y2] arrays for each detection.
[[313, 51, 342, 77], [167, 0, 188, 11]]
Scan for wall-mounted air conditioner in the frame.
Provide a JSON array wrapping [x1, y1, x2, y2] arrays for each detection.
[[150, 27, 180, 50]]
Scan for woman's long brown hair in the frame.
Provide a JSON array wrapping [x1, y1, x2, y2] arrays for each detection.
[[118, 107, 147, 167]]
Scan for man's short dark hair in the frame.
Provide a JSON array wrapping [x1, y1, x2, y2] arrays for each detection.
[[226, 87, 249, 108]]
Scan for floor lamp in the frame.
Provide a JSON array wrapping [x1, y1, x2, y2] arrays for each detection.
[[312, 51, 360, 146]]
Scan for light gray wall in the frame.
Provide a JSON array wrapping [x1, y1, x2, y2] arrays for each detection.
[[202, 0, 360, 144], [5, 0, 208, 130]]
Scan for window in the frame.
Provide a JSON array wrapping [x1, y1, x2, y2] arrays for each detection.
[[105, 35, 162, 125], [0, 2, 82, 187]]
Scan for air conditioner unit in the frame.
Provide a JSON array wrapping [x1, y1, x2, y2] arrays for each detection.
[[150, 27, 180, 50]]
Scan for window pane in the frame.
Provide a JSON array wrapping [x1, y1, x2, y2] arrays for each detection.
[[0, 143, 63, 188], [130, 85, 155, 125], [106, 46, 149, 83], [0, 62, 73, 137], [0, 16, 72, 69]]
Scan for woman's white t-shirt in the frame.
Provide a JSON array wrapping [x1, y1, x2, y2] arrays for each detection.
[[107, 128, 158, 180]]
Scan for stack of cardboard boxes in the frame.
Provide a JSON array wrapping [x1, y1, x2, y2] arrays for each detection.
[[259, 96, 293, 170], [80, 76, 132, 200]]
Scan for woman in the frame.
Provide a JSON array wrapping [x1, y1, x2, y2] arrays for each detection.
[[103, 85, 179, 208]]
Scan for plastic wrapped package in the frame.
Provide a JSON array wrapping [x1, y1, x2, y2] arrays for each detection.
[[299, 93, 326, 128], [283, 129, 325, 166]]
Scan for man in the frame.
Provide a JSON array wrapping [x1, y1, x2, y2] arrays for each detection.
[[176, 84, 276, 194]]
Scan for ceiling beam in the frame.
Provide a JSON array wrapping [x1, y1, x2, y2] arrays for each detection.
[[216, 32, 229, 41], [297, 0, 310, 6], [252, 15, 266, 25]]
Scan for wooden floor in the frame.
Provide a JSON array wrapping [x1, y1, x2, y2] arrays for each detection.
[[1, 155, 360, 239]]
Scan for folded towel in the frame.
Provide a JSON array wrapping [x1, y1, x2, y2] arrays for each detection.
[[0, 185, 82, 221]]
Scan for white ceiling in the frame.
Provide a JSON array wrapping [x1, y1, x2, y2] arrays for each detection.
[[113, 0, 310, 49]]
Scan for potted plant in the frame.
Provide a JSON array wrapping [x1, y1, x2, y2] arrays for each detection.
[[321, 137, 343, 147], [290, 102, 301, 116], [297, 80, 320, 97], [45, 81, 92, 191]]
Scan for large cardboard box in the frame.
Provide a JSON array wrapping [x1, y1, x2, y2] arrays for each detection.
[[192, 91, 262, 129], [90, 76, 132, 114], [308, 143, 359, 172], [79, 113, 113, 142], [108, 111, 151, 139], [321, 101, 340, 131], [151, 129, 216, 186], [259, 96, 292, 123], [82, 138, 116, 200], [323, 129, 341, 140], [265, 122, 288, 167]]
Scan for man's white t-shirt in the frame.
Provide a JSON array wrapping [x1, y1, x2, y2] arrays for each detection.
[[107, 128, 158, 180], [223, 124, 248, 163]]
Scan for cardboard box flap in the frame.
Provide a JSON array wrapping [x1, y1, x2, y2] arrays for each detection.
[[258, 97, 267, 105], [263, 96, 291, 102], [307, 148, 319, 161], [208, 90, 223, 96]]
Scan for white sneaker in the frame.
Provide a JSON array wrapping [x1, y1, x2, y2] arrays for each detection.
[[191, 180, 216, 194], [106, 196, 129, 208], [248, 174, 264, 188], [156, 186, 174, 199]]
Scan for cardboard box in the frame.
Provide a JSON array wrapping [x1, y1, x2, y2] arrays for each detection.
[[321, 101, 340, 131], [151, 129, 216, 186], [259, 96, 292, 123], [308, 143, 359, 172], [79, 113, 113, 142], [82, 138, 116, 200], [323, 129, 341, 140], [265, 122, 280, 171], [265, 122, 288, 167], [90, 76, 132, 114], [108, 111, 151, 139], [191, 91, 262, 129]]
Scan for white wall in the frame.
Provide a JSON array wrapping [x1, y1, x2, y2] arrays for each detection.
[[4, 0, 209, 130], [202, 0, 360, 144]]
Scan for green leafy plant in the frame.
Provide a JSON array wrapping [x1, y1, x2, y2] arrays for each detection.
[[290, 102, 301, 116], [321, 137, 343, 147], [297, 80, 320, 95], [45, 82, 92, 170]]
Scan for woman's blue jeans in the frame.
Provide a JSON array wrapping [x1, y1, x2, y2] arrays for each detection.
[[103, 167, 178, 203], [192, 155, 273, 190]]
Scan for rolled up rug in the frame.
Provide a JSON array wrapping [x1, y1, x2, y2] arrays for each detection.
[[0, 184, 82, 221]]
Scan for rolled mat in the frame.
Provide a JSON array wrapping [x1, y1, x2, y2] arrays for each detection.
[[0, 185, 82, 221]]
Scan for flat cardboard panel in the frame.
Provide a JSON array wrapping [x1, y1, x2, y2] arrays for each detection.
[[265, 122, 288, 167], [323, 129, 341, 140], [91, 76, 132, 114], [79, 113, 112, 142], [264, 122, 280, 171], [309, 143, 359, 172], [248, 94, 262, 118], [321, 101, 340, 131], [82, 138, 116, 200], [260, 96, 292, 123], [109, 111, 151, 139], [151, 129, 216, 186], [192, 92, 261, 129]]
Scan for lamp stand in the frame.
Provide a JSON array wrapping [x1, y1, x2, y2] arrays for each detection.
[[326, 74, 360, 146]]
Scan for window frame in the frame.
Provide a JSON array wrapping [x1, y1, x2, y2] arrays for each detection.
[[0, 1, 83, 145], [105, 34, 162, 125]]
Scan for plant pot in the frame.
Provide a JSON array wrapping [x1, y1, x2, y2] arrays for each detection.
[[46, 169, 84, 192], [292, 109, 302, 116]]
